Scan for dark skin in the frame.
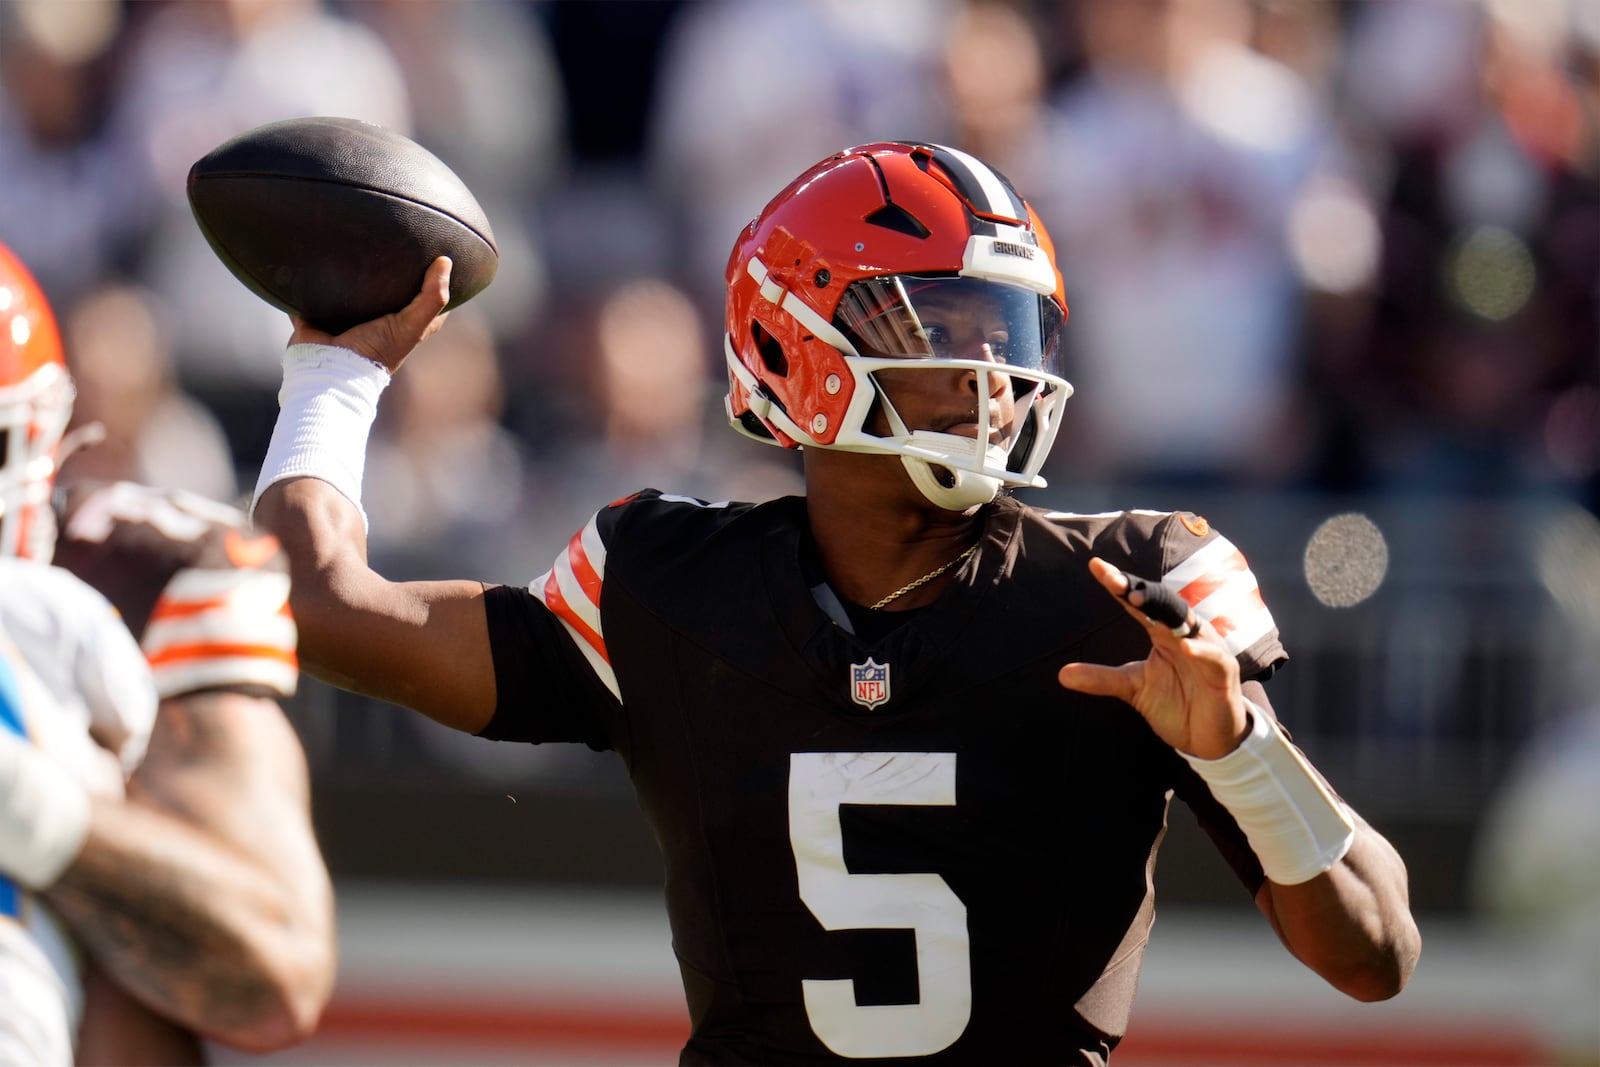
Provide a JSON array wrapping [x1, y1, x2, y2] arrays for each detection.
[[257, 256, 1420, 1006]]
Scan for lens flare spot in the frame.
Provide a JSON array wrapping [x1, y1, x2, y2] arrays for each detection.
[[1304, 513, 1389, 608], [1449, 225, 1536, 322], [1534, 505, 1600, 637]]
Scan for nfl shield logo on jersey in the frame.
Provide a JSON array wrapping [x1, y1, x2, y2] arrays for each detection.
[[850, 657, 890, 710]]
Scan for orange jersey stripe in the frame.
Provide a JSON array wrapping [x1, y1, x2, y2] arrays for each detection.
[[147, 642, 298, 669], [149, 593, 234, 623], [1205, 589, 1265, 638], [542, 571, 609, 663], [151, 590, 294, 625], [565, 530, 603, 606], [1177, 549, 1249, 606]]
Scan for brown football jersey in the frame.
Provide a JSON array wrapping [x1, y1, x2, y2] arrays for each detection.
[[483, 491, 1287, 1065], [53, 481, 297, 700]]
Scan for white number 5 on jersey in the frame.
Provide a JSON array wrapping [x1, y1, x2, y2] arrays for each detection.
[[788, 752, 971, 1057]]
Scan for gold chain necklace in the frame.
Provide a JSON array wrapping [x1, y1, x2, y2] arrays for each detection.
[[870, 543, 979, 611]]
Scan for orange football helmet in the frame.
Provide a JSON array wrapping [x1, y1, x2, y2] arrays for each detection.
[[0, 242, 72, 559], [724, 141, 1072, 510]]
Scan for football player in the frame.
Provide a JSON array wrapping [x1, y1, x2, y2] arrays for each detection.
[[0, 241, 333, 1062], [0, 562, 156, 1067], [253, 142, 1420, 1064]]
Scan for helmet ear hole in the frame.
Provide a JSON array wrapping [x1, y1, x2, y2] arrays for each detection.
[[736, 410, 777, 441], [751, 322, 787, 376]]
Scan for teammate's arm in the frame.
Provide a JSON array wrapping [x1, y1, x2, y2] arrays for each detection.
[[44, 690, 335, 1052], [1058, 557, 1421, 1001], [251, 256, 499, 734], [77, 962, 206, 1067]]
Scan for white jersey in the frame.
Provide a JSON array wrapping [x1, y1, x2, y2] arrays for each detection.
[[0, 559, 158, 1066]]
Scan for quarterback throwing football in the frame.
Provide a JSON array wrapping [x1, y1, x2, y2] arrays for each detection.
[[254, 142, 1420, 1064]]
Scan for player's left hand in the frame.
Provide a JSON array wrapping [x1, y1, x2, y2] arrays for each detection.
[[1057, 557, 1250, 760], [289, 256, 452, 374]]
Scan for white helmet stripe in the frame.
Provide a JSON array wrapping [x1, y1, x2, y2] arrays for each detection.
[[930, 145, 1026, 221]]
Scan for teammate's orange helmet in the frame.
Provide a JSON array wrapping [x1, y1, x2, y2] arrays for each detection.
[[0, 241, 73, 559], [724, 141, 1072, 510]]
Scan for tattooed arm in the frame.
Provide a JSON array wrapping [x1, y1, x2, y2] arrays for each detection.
[[76, 962, 206, 1067], [44, 692, 334, 1053]]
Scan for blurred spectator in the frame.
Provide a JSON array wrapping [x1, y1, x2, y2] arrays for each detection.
[[521, 276, 803, 558], [929, 0, 1063, 204], [0, 0, 144, 302], [1328, 0, 1599, 501], [56, 281, 238, 503], [342, 0, 562, 343], [1037, 0, 1337, 492], [647, 0, 955, 314], [364, 310, 528, 583], [104, 0, 412, 473], [532, 0, 684, 307]]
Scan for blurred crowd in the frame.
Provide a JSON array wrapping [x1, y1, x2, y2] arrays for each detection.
[[4, 0, 1594, 519], [2, 0, 1597, 836]]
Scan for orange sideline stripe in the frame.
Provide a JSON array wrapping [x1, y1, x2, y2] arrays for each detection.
[[1114, 1018, 1547, 1066], [147, 642, 297, 668], [313, 998, 1546, 1065], [319, 996, 687, 1046]]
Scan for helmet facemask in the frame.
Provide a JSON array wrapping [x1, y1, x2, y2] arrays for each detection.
[[727, 267, 1072, 511], [723, 141, 1074, 511], [0, 362, 72, 559]]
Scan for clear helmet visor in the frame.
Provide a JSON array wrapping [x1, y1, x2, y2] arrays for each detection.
[[829, 275, 1071, 507], [836, 274, 1064, 377]]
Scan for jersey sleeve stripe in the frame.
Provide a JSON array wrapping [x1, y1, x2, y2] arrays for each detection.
[[143, 612, 297, 656], [146, 580, 293, 624], [1166, 538, 1248, 593], [527, 514, 620, 701], [538, 570, 608, 662], [1205, 588, 1268, 639], [549, 541, 603, 633], [531, 568, 620, 701], [1176, 569, 1233, 608], [141, 568, 297, 696], [147, 642, 298, 669], [150, 658, 299, 700], [158, 567, 289, 601], [1161, 535, 1277, 658], [570, 522, 607, 602]]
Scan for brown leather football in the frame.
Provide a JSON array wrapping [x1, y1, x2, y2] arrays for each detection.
[[187, 116, 498, 334]]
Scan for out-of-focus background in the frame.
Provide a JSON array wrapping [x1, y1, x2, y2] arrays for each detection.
[[4, 0, 1597, 1063]]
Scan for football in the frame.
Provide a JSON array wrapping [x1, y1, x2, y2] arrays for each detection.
[[186, 116, 498, 335]]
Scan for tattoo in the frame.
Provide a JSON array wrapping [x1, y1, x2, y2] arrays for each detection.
[[45, 691, 329, 1036], [49, 848, 280, 1031]]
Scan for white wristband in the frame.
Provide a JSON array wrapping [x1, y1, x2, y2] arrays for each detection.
[[251, 343, 391, 531], [0, 729, 91, 890], [1182, 700, 1356, 886]]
